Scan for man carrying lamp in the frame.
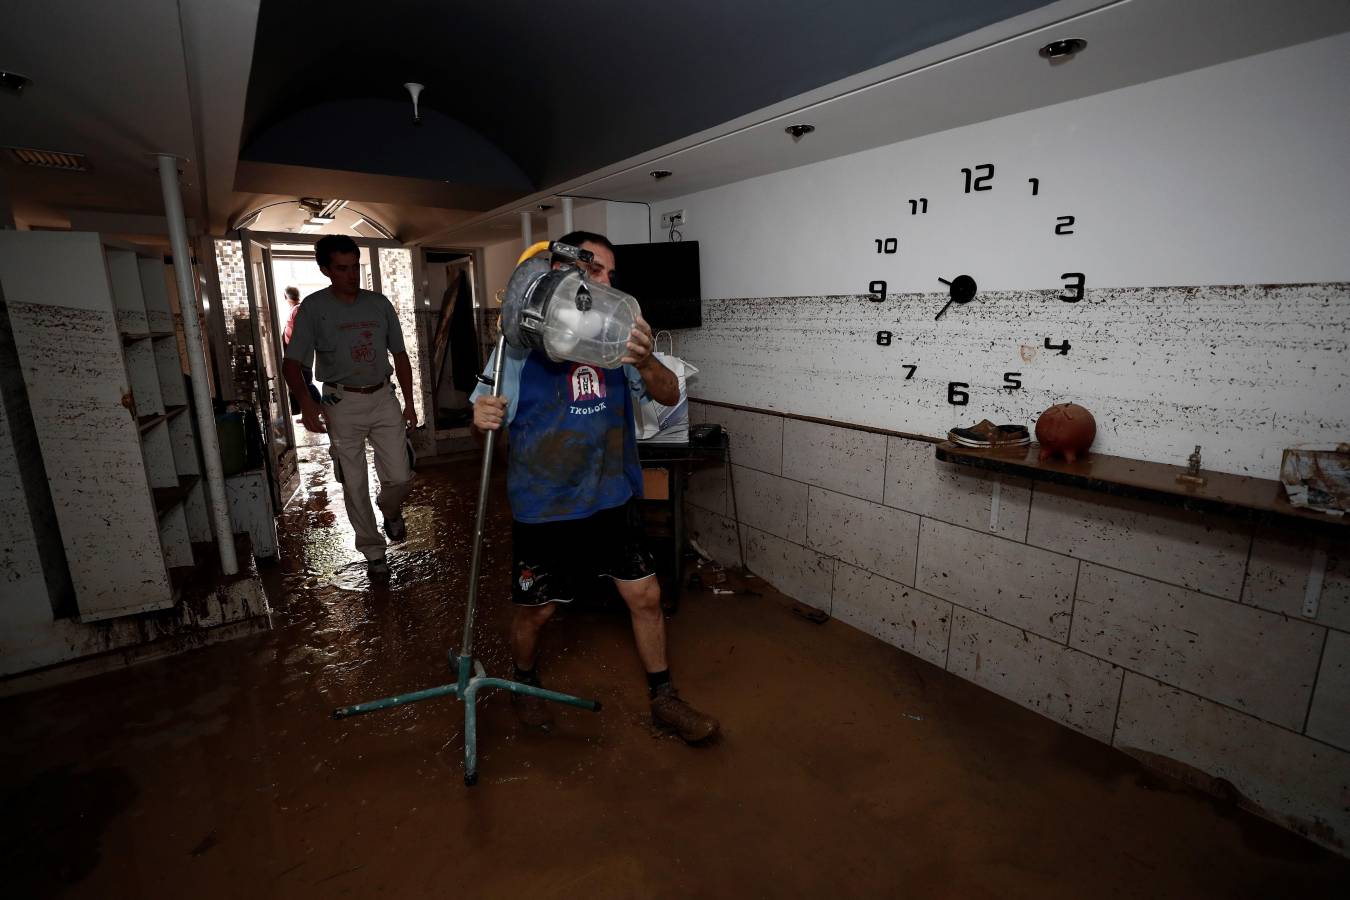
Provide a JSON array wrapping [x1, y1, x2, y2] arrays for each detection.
[[471, 230, 719, 743]]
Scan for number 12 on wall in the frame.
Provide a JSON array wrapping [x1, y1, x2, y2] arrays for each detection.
[[962, 164, 994, 192]]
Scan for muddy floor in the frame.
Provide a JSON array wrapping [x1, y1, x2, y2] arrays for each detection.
[[3, 444, 1348, 899]]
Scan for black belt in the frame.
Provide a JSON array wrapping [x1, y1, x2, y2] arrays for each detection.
[[336, 380, 387, 394]]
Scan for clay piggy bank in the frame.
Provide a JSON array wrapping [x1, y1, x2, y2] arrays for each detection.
[[1035, 403, 1097, 462]]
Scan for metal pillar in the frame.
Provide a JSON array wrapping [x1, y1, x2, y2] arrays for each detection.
[[157, 154, 238, 575], [520, 210, 532, 246], [561, 196, 574, 234]]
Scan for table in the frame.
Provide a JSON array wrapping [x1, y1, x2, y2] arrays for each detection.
[[637, 433, 732, 610]]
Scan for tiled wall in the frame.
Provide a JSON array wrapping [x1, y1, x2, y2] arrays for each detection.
[[212, 239, 256, 404], [375, 248, 425, 427], [685, 400, 1350, 853]]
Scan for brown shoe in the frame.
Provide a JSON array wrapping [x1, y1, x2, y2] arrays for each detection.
[[511, 688, 554, 732], [948, 419, 1030, 448], [651, 685, 719, 743]]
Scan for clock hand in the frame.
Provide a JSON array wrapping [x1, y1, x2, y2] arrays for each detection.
[[935, 275, 978, 320]]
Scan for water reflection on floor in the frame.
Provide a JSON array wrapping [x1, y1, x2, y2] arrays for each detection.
[[3, 443, 1348, 899]]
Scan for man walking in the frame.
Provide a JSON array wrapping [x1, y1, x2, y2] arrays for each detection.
[[283, 235, 417, 580], [472, 231, 719, 743]]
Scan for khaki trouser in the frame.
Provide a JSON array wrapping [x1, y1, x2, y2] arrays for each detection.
[[324, 383, 412, 561]]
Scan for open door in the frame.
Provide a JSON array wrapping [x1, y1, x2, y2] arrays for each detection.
[[239, 231, 300, 508]]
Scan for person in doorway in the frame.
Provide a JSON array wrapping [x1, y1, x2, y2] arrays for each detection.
[[471, 230, 719, 744], [283, 235, 418, 580], [282, 285, 321, 412]]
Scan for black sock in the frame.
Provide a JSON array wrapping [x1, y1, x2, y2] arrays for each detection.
[[647, 669, 672, 697], [514, 665, 539, 686]]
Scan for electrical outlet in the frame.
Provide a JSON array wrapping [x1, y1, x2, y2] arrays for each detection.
[[660, 209, 686, 229]]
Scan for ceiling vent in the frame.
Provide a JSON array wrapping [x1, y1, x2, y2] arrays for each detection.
[[6, 147, 88, 171]]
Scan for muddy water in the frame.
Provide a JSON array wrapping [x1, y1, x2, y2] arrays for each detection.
[[3, 446, 1348, 899]]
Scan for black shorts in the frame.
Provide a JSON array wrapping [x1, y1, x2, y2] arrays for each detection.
[[511, 499, 655, 606]]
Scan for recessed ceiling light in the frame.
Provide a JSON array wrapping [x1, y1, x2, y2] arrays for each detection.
[[537, 204, 553, 211], [306, 216, 335, 225], [649, 170, 673, 180], [1039, 38, 1087, 62], [784, 124, 815, 141], [0, 71, 30, 96]]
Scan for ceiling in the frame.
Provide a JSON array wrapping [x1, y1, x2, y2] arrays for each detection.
[[423, 0, 1350, 244], [240, 0, 1056, 190], [1, 0, 199, 226], [0, 0, 259, 240], [3, 0, 1348, 247]]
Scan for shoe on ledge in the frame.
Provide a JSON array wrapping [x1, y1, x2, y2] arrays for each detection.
[[651, 684, 720, 744], [948, 420, 1030, 448]]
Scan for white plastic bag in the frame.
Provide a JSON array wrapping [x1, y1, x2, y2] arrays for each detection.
[[636, 351, 698, 442]]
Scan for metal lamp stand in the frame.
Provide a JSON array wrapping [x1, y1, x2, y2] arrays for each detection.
[[332, 334, 601, 785]]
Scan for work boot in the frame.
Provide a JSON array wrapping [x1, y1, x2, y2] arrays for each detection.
[[384, 515, 406, 542], [367, 557, 391, 581], [651, 684, 719, 743], [511, 688, 554, 732]]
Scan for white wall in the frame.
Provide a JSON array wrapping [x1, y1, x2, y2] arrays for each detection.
[[482, 237, 524, 302], [605, 201, 650, 245], [545, 200, 650, 245], [657, 32, 1350, 476], [657, 32, 1350, 297]]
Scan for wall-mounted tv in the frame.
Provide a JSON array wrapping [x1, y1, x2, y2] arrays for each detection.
[[612, 240, 701, 330]]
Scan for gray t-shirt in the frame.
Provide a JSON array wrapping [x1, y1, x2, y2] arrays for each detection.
[[284, 288, 406, 386]]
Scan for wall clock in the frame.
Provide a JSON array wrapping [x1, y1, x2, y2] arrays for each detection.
[[865, 163, 1083, 409]]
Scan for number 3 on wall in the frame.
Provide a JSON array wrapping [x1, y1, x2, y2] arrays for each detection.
[[1059, 272, 1085, 303]]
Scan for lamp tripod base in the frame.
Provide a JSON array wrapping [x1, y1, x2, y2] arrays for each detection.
[[333, 652, 601, 785]]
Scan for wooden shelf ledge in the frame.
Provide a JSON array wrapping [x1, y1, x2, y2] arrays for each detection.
[[935, 442, 1347, 539]]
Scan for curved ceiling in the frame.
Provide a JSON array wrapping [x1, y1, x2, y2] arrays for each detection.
[[240, 0, 1055, 192], [243, 99, 532, 189]]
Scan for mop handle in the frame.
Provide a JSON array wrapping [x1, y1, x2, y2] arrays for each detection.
[[460, 333, 509, 658]]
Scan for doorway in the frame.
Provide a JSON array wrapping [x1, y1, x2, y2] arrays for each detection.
[[217, 230, 416, 510], [422, 249, 481, 431]]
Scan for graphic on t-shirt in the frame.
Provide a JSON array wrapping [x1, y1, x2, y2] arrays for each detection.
[[351, 331, 374, 363], [340, 322, 378, 364], [518, 567, 535, 591], [570, 364, 606, 402]]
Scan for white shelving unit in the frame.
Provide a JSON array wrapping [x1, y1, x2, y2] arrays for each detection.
[[0, 231, 212, 622]]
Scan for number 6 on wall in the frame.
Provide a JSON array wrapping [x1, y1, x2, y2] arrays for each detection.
[[1059, 272, 1085, 303]]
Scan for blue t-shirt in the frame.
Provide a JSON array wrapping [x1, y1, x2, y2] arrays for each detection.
[[471, 345, 646, 523]]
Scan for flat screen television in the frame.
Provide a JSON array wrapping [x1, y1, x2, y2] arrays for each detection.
[[612, 240, 701, 330]]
